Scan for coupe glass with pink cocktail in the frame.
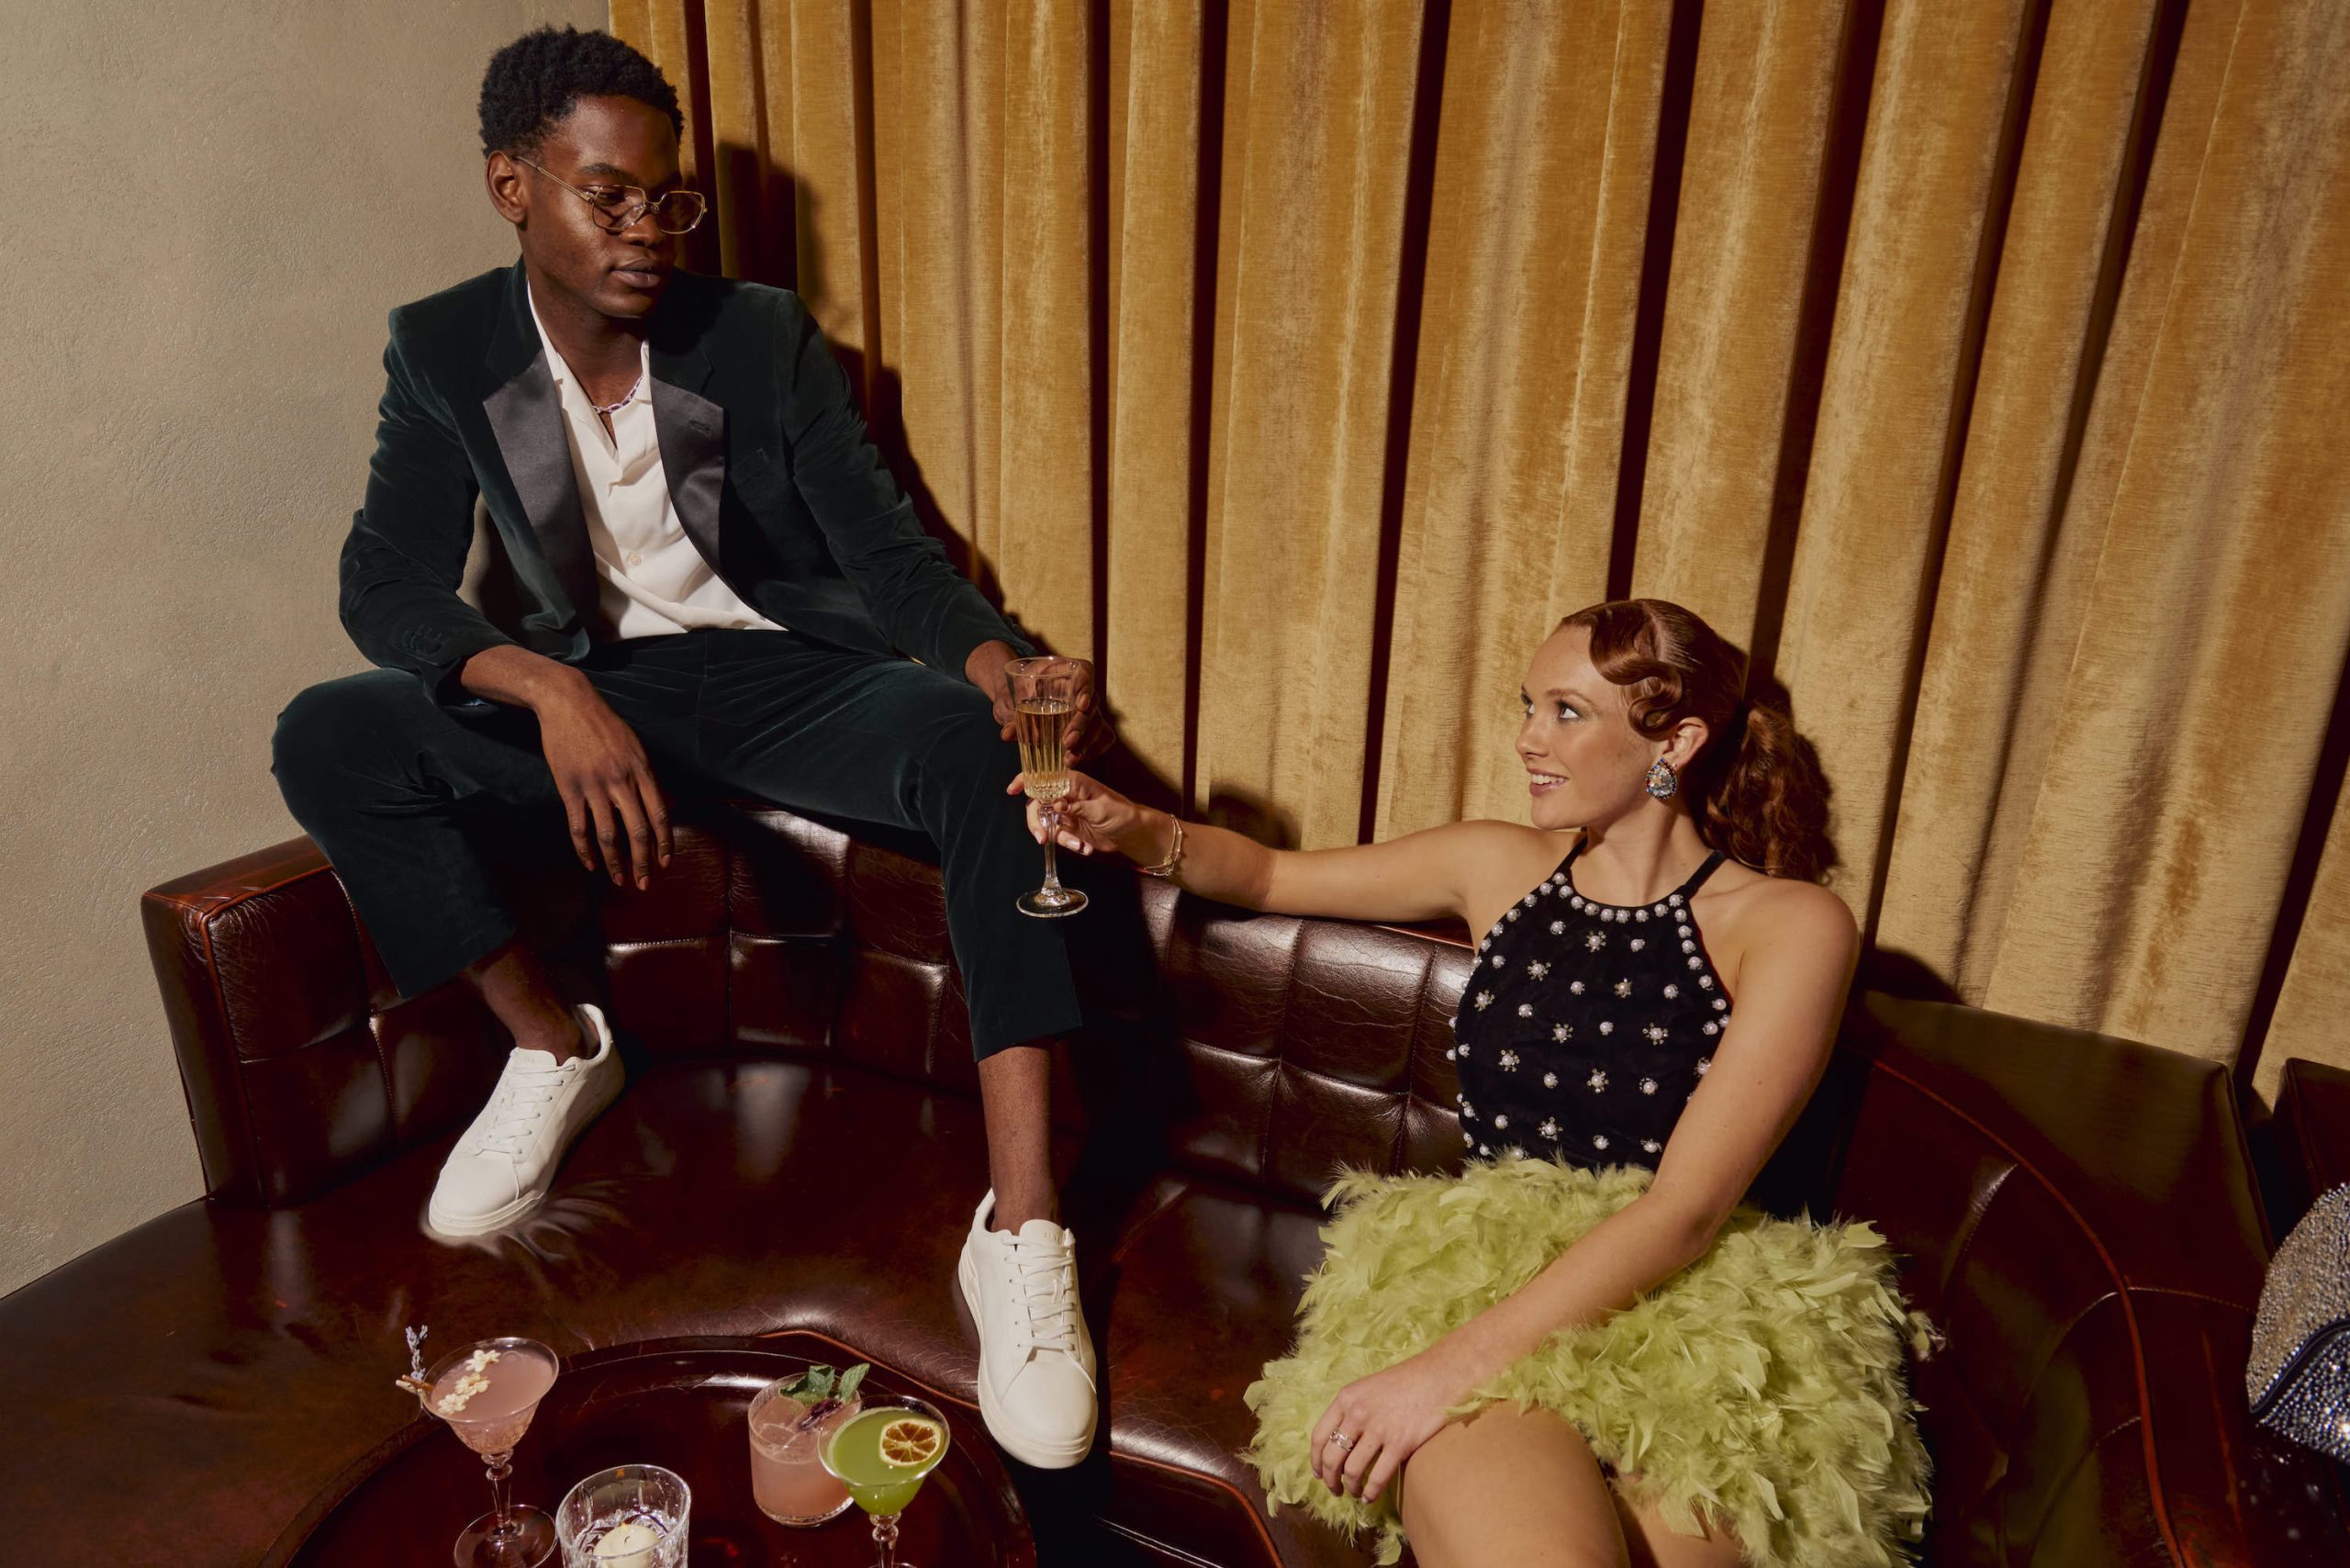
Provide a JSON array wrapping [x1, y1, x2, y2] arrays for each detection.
[[747, 1361, 864, 1527], [396, 1327, 561, 1567]]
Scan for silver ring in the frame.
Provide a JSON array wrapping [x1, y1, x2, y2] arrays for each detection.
[[1327, 1431, 1355, 1450]]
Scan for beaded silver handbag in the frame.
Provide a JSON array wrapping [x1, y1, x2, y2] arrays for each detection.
[[2246, 1182, 2350, 1462]]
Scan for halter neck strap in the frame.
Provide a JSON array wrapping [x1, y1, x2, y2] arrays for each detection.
[[1560, 837, 1727, 908]]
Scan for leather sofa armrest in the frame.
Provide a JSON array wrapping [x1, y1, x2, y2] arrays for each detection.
[[1838, 992, 2347, 1565], [2272, 1057, 2350, 1230], [143, 838, 369, 1204], [141, 837, 507, 1207]]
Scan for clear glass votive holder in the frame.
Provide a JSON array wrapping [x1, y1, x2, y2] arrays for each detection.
[[554, 1463, 690, 1568]]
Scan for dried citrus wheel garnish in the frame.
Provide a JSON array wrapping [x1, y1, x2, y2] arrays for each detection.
[[878, 1415, 946, 1468]]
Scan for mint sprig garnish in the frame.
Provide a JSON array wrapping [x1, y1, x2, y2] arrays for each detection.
[[773, 1361, 871, 1430]]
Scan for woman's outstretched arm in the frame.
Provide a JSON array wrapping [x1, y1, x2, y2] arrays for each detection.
[[1008, 767, 1554, 926]]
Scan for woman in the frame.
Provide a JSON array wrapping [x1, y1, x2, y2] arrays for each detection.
[[1013, 600, 1930, 1567]]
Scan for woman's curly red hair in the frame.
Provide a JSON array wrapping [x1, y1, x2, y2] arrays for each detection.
[[1557, 599, 1836, 884]]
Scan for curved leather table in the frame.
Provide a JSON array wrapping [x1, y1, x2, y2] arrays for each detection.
[[265, 1335, 1035, 1567]]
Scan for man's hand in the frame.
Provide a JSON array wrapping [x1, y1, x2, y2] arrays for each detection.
[[965, 639, 1115, 762], [460, 646, 672, 890], [536, 682, 673, 889]]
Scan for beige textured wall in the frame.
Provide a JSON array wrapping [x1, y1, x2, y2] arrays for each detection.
[[0, 0, 601, 1297]]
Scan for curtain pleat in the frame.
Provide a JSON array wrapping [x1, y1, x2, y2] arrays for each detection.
[[993, 2, 1095, 657], [755, 1, 875, 360], [615, 0, 2350, 1092], [1769, 0, 2037, 914], [1874, 0, 2166, 1010], [1976, 0, 2350, 1067], [699, 0, 765, 280], [1194, 0, 1430, 847], [1630, 0, 1852, 652], [1376, 1, 1673, 838], [1102, 0, 1205, 790]]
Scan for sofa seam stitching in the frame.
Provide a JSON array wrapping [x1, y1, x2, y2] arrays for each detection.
[[1387, 949, 1436, 1171], [1257, 920, 1306, 1181]]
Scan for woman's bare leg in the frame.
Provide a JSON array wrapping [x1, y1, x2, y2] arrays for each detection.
[[1612, 1472, 1746, 1568], [1399, 1406, 1628, 1568]]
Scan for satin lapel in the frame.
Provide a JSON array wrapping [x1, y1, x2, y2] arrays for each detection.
[[479, 266, 595, 624], [482, 351, 597, 625], [650, 339, 726, 577]]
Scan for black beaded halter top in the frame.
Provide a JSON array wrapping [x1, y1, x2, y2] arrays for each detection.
[[1451, 836, 1732, 1170]]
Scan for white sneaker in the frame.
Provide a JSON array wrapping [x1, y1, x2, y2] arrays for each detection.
[[427, 1003, 623, 1237], [957, 1191, 1099, 1468]]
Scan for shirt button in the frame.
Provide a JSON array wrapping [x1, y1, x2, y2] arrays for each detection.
[[625, 551, 643, 568]]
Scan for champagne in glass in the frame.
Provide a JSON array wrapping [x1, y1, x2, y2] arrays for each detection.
[[1008, 657, 1089, 918], [1014, 700, 1070, 803]]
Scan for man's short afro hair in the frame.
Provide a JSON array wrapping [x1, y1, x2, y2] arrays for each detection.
[[478, 26, 683, 159]]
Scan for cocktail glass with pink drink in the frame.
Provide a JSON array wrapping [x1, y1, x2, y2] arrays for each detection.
[[747, 1361, 863, 1527], [397, 1328, 561, 1567]]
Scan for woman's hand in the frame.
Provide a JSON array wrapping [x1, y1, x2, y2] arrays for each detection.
[[1003, 767, 1169, 863], [1307, 1335, 1496, 1506]]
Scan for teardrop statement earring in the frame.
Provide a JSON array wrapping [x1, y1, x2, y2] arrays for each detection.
[[1645, 756, 1679, 800]]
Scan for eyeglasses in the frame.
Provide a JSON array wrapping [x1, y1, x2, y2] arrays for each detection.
[[513, 156, 708, 236]]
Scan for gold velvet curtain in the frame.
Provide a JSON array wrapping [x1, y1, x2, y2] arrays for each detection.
[[610, 0, 2350, 1098]]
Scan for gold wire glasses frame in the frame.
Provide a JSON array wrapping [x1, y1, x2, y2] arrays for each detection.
[[512, 155, 708, 236]]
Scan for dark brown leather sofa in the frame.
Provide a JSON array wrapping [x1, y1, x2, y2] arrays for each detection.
[[6, 801, 2344, 1564]]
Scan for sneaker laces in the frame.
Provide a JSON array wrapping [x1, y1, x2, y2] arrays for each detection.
[[1002, 1233, 1080, 1357], [474, 1058, 573, 1159]]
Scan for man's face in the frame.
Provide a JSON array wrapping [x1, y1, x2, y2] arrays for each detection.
[[490, 94, 683, 319]]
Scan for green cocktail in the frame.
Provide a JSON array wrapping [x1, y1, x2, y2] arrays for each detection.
[[820, 1393, 951, 1567]]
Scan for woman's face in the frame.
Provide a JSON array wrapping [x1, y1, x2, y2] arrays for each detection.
[[1516, 624, 1658, 833]]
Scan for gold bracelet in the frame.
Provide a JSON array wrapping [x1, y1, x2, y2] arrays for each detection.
[[1139, 813, 1186, 879]]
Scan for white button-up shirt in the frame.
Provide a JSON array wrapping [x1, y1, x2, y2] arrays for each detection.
[[528, 286, 783, 640]]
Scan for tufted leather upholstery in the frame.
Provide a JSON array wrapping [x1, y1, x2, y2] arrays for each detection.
[[7, 801, 2341, 1564]]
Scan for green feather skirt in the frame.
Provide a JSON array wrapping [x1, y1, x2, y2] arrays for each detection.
[[1243, 1158, 1933, 1566]]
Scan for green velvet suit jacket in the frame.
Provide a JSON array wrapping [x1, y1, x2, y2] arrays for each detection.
[[339, 261, 1029, 703]]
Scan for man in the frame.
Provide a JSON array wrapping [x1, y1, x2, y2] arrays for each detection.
[[271, 26, 1100, 1468]]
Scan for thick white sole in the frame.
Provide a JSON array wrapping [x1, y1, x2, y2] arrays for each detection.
[[427, 1189, 543, 1238], [958, 1242, 1096, 1469]]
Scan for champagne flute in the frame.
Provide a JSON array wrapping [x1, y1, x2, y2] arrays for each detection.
[[1008, 656, 1090, 918]]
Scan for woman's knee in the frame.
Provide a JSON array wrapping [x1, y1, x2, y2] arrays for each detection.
[[1402, 1410, 1629, 1568]]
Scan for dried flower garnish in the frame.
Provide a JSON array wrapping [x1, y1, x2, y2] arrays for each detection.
[[394, 1325, 434, 1401], [428, 1346, 508, 1414]]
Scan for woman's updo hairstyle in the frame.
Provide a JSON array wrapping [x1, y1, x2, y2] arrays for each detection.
[[1556, 599, 1836, 883]]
